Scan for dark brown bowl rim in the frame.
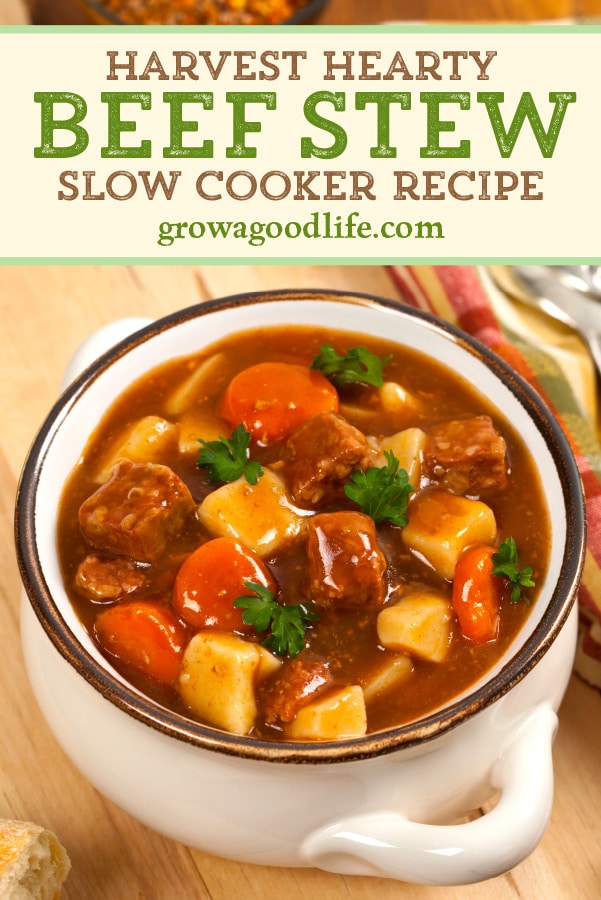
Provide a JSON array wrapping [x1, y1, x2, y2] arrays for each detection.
[[15, 289, 586, 764], [81, 0, 329, 25]]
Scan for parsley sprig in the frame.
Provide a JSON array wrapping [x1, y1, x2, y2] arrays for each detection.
[[234, 582, 318, 658], [344, 449, 413, 526], [311, 344, 392, 388], [197, 424, 263, 485], [492, 537, 535, 603]]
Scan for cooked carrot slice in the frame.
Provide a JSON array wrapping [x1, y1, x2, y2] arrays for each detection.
[[173, 536, 276, 634], [220, 361, 339, 445], [94, 600, 187, 684], [451, 545, 501, 643]]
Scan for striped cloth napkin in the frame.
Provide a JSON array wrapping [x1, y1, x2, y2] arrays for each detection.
[[389, 265, 601, 688]]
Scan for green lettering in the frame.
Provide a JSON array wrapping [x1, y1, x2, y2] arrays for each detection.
[[420, 92, 470, 159], [163, 92, 214, 158], [355, 92, 411, 158], [101, 92, 152, 159], [301, 91, 347, 159], [34, 92, 88, 158], [477, 91, 577, 158], [225, 92, 276, 159]]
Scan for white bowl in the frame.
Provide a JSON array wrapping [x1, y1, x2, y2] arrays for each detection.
[[15, 290, 585, 884]]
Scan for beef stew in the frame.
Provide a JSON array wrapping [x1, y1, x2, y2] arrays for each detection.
[[56, 325, 549, 741]]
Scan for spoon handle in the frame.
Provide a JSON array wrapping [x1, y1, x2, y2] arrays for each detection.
[[582, 327, 601, 384], [515, 266, 601, 384]]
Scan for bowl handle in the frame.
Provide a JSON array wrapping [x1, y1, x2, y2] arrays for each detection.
[[61, 318, 153, 389], [302, 704, 557, 885]]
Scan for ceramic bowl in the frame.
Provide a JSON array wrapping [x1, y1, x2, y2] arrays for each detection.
[[79, 0, 329, 25], [15, 291, 585, 884]]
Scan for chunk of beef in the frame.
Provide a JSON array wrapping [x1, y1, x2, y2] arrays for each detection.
[[75, 554, 146, 602], [424, 415, 508, 494], [307, 510, 386, 609], [258, 654, 333, 725], [78, 459, 196, 563], [284, 411, 372, 506]]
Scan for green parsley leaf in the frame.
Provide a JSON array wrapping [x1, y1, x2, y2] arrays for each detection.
[[311, 344, 392, 388], [344, 449, 413, 526], [492, 537, 535, 603], [234, 582, 318, 658], [197, 424, 263, 485]]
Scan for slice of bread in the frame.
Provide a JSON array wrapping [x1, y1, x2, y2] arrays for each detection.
[[0, 818, 71, 899]]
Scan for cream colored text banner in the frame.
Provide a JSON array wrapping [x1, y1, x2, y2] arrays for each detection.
[[0, 27, 597, 261]]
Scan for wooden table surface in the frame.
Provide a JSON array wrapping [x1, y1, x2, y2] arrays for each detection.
[[1, 264, 601, 900], [3, 2, 601, 898]]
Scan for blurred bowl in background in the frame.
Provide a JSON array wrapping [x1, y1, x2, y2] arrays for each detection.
[[79, 0, 330, 25]]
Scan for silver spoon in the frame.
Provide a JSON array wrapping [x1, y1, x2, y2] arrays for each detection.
[[553, 266, 601, 298], [506, 266, 601, 382]]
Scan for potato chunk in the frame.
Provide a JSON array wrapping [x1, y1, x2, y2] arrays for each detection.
[[379, 381, 423, 416], [198, 467, 308, 556], [339, 382, 421, 432], [402, 489, 497, 580], [93, 416, 179, 484], [377, 591, 453, 663], [177, 409, 224, 457], [285, 686, 367, 741], [164, 352, 228, 416], [178, 632, 281, 735], [361, 654, 414, 703], [375, 427, 427, 487]]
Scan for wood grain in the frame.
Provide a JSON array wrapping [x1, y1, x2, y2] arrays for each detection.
[[1, 265, 601, 899]]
